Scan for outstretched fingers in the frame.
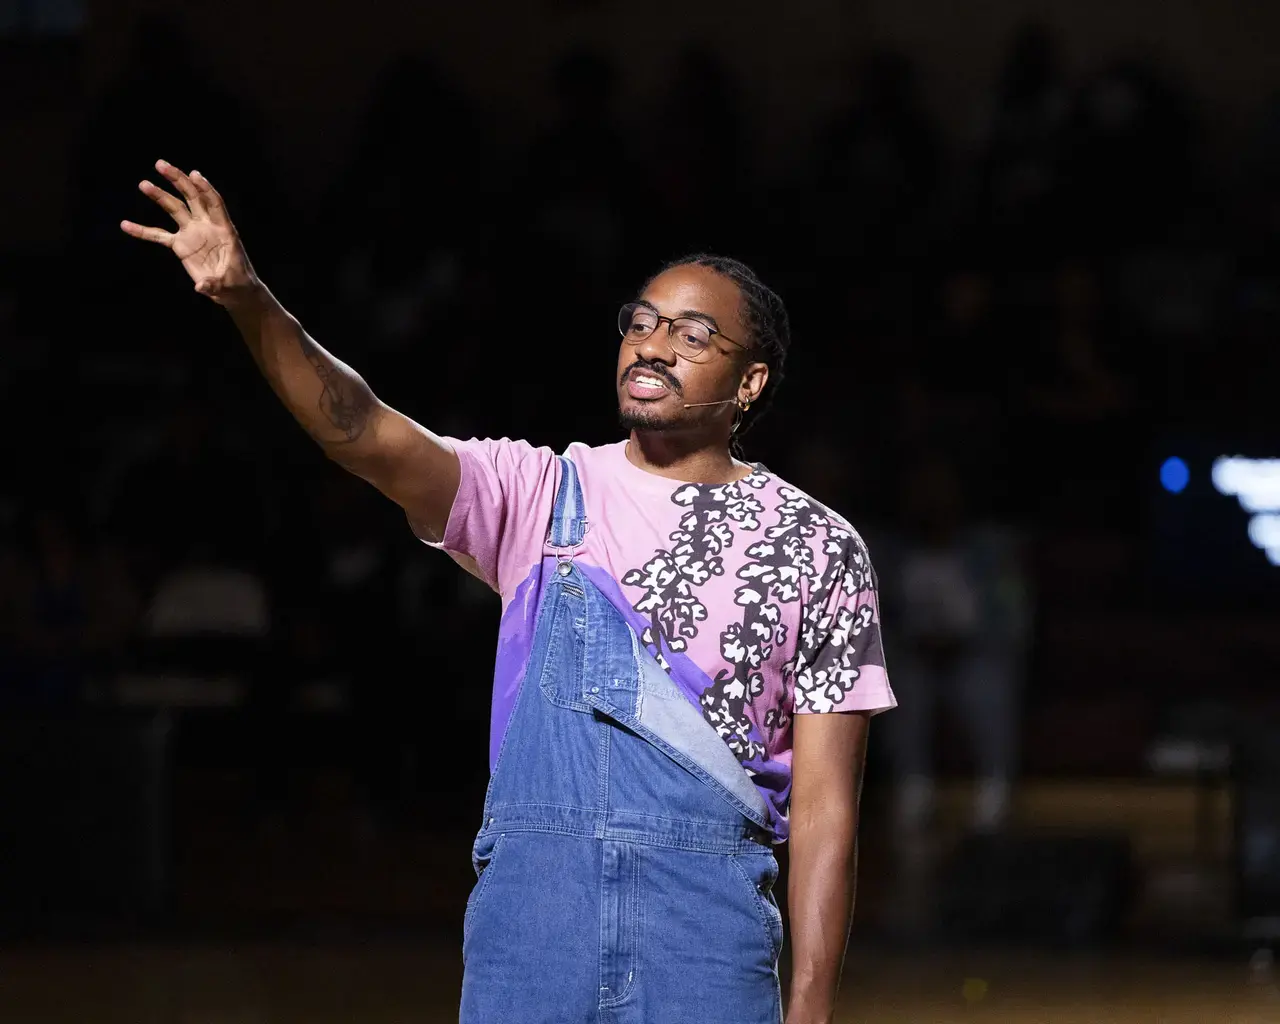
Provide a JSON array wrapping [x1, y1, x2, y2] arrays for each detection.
[[188, 169, 231, 227], [155, 159, 205, 212], [139, 179, 190, 225], [120, 220, 175, 246]]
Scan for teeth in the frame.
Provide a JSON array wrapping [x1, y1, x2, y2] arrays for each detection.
[[636, 375, 665, 388]]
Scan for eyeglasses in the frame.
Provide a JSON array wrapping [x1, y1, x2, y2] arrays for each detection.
[[618, 302, 749, 363]]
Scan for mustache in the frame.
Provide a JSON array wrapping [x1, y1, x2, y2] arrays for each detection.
[[620, 360, 682, 393]]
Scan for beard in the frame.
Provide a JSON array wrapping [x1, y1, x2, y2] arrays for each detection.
[[618, 403, 684, 433]]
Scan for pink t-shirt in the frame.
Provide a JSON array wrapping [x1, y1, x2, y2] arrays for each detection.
[[434, 438, 895, 839]]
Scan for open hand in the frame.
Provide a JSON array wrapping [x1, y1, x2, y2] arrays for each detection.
[[121, 160, 258, 304]]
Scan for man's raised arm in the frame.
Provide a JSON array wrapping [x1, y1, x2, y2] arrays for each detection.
[[121, 160, 459, 540]]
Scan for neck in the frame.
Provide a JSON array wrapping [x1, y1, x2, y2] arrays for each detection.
[[626, 429, 747, 484]]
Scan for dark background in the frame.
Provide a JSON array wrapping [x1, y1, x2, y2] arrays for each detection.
[[4, 0, 1280, 994]]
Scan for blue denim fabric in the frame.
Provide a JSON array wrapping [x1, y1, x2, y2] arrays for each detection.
[[460, 457, 784, 1024]]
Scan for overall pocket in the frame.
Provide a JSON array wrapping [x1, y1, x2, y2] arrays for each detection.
[[537, 584, 592, 711], [463, 831, 507, 944], [729, 851, 785, 963]]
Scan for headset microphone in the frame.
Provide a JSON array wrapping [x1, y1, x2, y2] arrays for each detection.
[[682, 398, 739, 409]]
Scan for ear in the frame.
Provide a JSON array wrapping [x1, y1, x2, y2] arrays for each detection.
[[739, 360, 770, 406]]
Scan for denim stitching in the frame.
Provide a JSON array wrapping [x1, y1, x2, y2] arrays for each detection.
[[728, 853, 784, 963], [601, 841, 642, 1008], [463, 833, 506, 943]]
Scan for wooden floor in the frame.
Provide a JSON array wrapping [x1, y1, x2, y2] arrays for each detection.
[[2, 942, 1276, 1023]]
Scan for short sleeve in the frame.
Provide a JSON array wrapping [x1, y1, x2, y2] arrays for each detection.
[[421, 437, 558, 597], [792, 529, 896, 716]]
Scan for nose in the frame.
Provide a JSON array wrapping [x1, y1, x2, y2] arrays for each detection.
[[633, 324, 678, 366]]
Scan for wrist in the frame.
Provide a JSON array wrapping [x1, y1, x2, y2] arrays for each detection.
[[786, 982, 837, 1024], [219, 277, 271, 315], [785, 1011, 835, 1024], [785, 1007, 835, 1024]]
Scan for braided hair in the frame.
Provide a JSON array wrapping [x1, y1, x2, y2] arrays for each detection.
[[655, 254, 790, 436]]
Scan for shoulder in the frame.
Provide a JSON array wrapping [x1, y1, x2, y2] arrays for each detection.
[[563, 439, 627, 473], [760, 471, 871, 551], [445, 436, 561, 498], [459, 437, 620, 467], [451, 435, 555, 467], [449, 437, 635, 506]]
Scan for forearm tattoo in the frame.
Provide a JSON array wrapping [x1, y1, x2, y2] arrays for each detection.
[[297, 334, 373, 443]]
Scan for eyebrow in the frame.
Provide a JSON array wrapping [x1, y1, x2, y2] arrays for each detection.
[[634, 298, 721, 331]]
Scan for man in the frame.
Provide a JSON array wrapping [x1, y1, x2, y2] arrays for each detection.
[[123, 160, 895, 1024]]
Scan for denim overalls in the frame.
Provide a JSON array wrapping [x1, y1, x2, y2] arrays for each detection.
[[460, 456, 785, 1024]]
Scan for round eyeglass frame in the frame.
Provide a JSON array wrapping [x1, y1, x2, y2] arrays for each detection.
[[618, 302, 750, 363]]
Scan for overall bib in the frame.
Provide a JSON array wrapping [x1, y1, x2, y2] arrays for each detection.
[[460, 457, 785, 1024]]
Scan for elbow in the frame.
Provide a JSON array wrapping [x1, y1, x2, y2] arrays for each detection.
[[790, 799, 859, 850], [314, 402, 391, 471]]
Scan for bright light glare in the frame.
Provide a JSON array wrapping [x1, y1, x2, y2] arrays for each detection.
[[1212, 456, 1280, 512], [1211, 456, 1280, 567], [1248, 514, 1280, 550]]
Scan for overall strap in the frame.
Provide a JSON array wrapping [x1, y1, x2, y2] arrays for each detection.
[[548, 454, 588, 551]]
